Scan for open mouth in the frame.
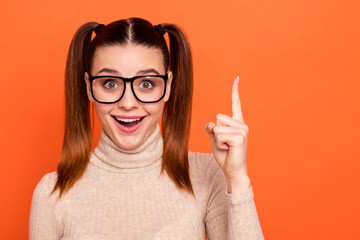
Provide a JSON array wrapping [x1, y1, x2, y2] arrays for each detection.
[[112, 116, 145, 128]]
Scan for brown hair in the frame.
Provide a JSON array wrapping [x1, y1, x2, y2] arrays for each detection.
[[53, 18, 194, 197]]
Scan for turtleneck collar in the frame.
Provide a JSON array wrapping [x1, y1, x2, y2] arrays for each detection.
[[90, 124, 163, 173]]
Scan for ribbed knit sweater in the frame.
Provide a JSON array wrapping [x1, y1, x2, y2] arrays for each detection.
[[29, 125, 264, 239]]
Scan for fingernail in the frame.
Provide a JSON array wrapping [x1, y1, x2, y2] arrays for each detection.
[[236, 76, 239, 84]]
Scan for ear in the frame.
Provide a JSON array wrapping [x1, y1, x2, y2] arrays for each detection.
[[84, 72, 95, 103], [163, 71, 173, 102]]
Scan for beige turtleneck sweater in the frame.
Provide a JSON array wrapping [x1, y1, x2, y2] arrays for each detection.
[[29, 125, 264, 240]]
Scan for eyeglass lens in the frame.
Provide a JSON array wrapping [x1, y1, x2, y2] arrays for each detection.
[[92, 76, 165, 103]]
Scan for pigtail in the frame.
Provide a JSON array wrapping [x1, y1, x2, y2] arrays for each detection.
[[161, 24, 194, 195], [53, 22, 99, 197]]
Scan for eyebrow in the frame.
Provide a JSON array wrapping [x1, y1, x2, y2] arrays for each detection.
[[96, 68, 119, 75], [136, 68, 161, 75], [96, 68, 161, 76]]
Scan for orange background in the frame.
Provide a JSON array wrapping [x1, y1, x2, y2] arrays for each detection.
[[1, 0, 360, 239]]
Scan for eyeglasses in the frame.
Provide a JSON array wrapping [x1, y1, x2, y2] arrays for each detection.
[[88, 74, 168, 104]]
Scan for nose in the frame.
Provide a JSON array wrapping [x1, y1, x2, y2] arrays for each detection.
[[117, 83, 139, 110]]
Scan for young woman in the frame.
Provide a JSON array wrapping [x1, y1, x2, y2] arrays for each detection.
[[30, 17, 264, 239]]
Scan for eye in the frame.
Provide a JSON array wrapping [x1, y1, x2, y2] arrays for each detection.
[[103, 79, 118, 89], [140, 80, 154, 89]]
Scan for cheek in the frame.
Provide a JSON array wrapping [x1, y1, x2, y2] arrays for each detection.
[[94, 103, 113, 122], [143, 102, 164, 119]]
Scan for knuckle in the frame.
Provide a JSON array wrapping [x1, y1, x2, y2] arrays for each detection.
[[216, 113, 225, 120], [213, 126, 218, 135], [215, 139, 223, 148], [238, 124, 249, 134], [215, 114, 221, 121], [237, 135, 244, 144], [217, 134, 226, 144], [244, 124, 249, 132], [240, 129, 247, 136]]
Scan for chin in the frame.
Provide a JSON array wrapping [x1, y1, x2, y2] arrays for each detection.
[[114, 134, 145, 151]]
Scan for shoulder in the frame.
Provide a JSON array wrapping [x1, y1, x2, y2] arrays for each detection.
[[32, 172, 58, 201], [30, 172, 61, 237], [188, 151, 213, 169], [188, 151, 224, 181]]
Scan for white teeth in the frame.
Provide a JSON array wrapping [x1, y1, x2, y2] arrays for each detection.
[[115, 117, 141, 122]]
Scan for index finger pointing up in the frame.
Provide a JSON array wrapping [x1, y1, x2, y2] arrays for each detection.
[[231, 76, 245, 123]]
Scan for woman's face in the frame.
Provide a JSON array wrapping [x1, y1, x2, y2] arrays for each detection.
[[85, 44, 172, 150]]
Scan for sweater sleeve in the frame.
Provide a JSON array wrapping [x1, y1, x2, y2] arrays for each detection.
[[204, 158, 264, 240], [29, 172, 61, 240]]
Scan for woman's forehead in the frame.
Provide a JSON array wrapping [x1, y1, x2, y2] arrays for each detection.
[[91, 44, 165, 76]]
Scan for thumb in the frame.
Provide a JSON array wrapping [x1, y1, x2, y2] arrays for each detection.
[[205, 122, 216, 146]]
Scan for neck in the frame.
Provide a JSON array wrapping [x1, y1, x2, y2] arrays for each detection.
[[90, 124, 163, 173]]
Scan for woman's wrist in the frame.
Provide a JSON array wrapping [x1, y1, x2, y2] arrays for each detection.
[[226, 174, 251, 194]]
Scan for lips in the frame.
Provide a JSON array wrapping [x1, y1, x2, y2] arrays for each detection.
[[112, 115, 145, 133]]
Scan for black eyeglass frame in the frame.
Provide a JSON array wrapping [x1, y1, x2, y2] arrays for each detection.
[[88, 74, 168, 104]]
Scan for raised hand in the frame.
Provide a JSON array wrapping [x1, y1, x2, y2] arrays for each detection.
[[205, 76, 251, 194]]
